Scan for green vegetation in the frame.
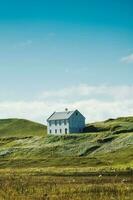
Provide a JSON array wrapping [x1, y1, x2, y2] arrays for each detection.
[[0, 174, 133, 200], [84, 116, 133, 134], [0, 118, 46, 137], [0, 117, 133, 170], [0, 117, 133, 199]]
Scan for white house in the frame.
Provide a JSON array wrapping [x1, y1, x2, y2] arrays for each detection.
[[47, 109, 85, 135]]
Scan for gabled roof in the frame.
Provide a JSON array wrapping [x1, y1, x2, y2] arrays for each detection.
[[47, 110, 75, 121]]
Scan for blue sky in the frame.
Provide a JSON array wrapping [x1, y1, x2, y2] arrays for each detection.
[[0, 0, 133, 123]]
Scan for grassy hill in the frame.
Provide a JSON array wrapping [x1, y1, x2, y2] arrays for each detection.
[[0, 117, 133, 171], [0, 118, 47, 137], [84, 116, 133, 134]]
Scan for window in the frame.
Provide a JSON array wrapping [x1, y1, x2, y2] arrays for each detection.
[[55, 120, 57, 126], [50, 129, 52, 134], [59, 120, 61, 125], [76, 112, 78, 116], [55, 129, 57, 134], [65, 128, 67, 134], [49, 121, 51, 126], [60, 129, 62, 133], [64, 120, 67, 125]]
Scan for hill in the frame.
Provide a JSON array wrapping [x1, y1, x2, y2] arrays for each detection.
[[0, 118, 47, 137], [0, 117, 133, 171], [84, 116, 133, 134]]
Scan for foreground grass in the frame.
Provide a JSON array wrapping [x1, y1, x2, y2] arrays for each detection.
[[0, 173, 133, 200]]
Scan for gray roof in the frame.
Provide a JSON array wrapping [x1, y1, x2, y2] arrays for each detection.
[[47, 111, 75, 121]]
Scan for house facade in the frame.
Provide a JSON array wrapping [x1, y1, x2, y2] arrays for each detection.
[[47, 109, 85, 135]]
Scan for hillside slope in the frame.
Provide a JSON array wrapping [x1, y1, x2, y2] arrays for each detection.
[[0, 118, 47, 137], [0, 117, 133, 169], [84, 116, 133, 134]]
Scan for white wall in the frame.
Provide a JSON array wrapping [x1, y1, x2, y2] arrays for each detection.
[[47, 119, 69, 135]]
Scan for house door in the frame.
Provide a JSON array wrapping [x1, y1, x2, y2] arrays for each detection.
[[65, 128, 67, 134]]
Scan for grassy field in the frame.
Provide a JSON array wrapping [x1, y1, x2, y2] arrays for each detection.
[[0, 173, 133, 200], [0, 117, 133, 199]]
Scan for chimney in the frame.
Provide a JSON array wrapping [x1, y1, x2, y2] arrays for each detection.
[[65, 108, 68, 112]]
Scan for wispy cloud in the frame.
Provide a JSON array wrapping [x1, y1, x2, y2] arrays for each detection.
[[121, 53, 133, 64], [0, 84, 133, 124], [40, 84, 133, 101]]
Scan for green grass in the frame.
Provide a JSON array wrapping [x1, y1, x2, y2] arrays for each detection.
[[85, 116, 133, 134], [0, 117, 133, 171], [0, 118, 47, 137]]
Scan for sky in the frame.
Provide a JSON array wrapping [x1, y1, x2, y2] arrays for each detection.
[[0, 0, 133, 124]]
